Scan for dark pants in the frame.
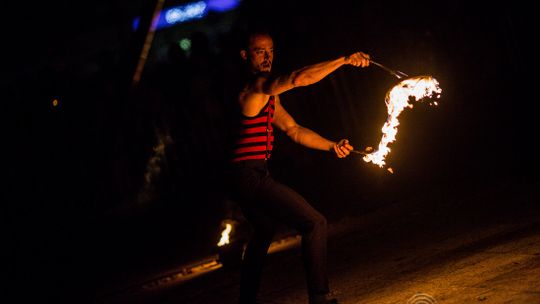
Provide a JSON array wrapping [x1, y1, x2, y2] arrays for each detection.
[[229, 160, 329, 304]]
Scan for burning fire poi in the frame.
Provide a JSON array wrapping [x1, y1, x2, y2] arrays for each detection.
[[362, 76, 442, 168]]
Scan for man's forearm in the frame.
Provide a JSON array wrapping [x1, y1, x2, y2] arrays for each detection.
[[262, 52, 368, 95], [286, 125, 335, 151], [292, 57, 346, 87]]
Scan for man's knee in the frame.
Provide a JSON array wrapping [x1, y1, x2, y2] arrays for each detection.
[[314, 214, 327, 230], [301, 213, 327, 233]]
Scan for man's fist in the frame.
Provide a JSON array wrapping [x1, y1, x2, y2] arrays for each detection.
[[344, 52, 370, 67], [333, 139, 354, 158]]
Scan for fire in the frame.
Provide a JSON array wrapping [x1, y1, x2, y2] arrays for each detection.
[[217, 223, 233, 247], [363, 76, 442, 167]]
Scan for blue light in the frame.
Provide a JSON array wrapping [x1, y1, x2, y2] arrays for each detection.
[[132, 18, 140, 31], [165, 1, 207, 25], [206, 0, 240, 12], [132, 0, 240, 31]]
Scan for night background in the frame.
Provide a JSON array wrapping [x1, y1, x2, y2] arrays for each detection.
[[5, 0, 538, 303]]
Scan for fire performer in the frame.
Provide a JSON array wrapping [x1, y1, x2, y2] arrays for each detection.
[[227, 29, 370, 304]]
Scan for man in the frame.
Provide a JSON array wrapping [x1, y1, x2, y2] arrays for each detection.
[[228, 30, 370, 304]]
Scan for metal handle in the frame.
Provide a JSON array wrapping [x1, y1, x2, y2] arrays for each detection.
[[369, 60, 408, 79], [351, 150, 368, 156]]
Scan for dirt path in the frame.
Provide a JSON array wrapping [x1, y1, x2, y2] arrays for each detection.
[[96, 177, 540, 304]]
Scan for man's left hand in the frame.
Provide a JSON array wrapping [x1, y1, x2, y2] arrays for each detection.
[[333, 139, 354, 158]]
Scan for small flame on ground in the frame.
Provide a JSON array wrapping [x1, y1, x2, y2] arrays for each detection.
[[363, 76, 442, 168], [217, 223, 232, 247]]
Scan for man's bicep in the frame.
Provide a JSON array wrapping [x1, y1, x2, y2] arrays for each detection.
[[258, 73, 296, 95]]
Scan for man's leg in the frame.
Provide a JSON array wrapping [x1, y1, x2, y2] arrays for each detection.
[[238, 210, 276, 304], [256, 176, 330, 300]]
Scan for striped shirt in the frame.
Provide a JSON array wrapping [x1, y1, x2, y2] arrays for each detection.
[[231, 96, 275, 162]]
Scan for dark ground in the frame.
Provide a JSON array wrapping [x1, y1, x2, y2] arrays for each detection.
[[93, 173, 540, 304]]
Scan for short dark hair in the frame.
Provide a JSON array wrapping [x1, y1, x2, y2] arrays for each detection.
[[240, 27, 272, 51]]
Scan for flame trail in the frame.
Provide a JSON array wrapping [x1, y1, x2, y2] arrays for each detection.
[[363, 76, 442, 168]]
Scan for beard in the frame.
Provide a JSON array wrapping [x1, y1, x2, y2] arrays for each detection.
[[260, 60, 272, 71]]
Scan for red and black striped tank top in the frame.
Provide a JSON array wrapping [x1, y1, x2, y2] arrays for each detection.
[[231, 96, 275, 162]]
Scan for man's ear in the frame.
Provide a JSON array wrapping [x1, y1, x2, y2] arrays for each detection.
[[240, 50, 247, 60]]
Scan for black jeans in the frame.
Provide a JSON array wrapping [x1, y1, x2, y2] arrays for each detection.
[[228, 160, 329, 304]]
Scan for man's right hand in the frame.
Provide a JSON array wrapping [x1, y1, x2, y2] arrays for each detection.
[[344, 52, 370, 67]]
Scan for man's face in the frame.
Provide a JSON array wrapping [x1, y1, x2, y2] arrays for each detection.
[[243, 34, 274, 73]]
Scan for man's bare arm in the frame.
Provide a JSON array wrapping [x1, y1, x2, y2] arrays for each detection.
[[273, 97, 353, 158], [252, 52, 370, 96]]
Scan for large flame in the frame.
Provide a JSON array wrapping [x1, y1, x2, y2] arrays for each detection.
[[363, 76, 442, 168]]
